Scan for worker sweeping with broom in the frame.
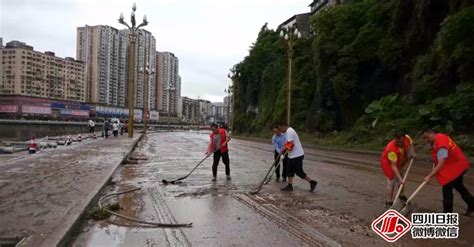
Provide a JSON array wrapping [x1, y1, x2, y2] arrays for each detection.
[[421, 128, 474, 215], [381, 131, 414, 208], [277, 122, 317, 192], [206, 123, 231, 182]]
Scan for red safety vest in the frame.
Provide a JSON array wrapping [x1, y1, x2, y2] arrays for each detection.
[[381, 137, 410, 180], [210, 128, 228, 153], [432, 133, 469, 186]]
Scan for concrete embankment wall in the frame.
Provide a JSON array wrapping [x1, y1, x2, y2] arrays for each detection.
[[0, 120, 93, 141], [0, 120, 204, 141]]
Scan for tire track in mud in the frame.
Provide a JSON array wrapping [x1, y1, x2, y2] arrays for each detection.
[[147, 187, 190, 246], [232, 193, 341, 247]]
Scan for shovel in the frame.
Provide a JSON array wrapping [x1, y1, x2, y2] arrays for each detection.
[[399, 181, 428, 215], [392, 158, 414, 207]]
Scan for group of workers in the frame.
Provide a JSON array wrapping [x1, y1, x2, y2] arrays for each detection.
[[207, 122, 473, 215], [207, 122, 317, 192], [381, 129, 473, 215]]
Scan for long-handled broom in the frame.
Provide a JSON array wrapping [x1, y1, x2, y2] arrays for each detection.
[[162, 155, 211, 185], [250, 152, 287, 194], [264, 156, 284, 185], [161, 147, 224, 185]]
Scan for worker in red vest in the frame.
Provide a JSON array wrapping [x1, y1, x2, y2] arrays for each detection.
[[381, 131, 414, 208], [206, 123, 231, 181], [422, 129, 473, 215], [28, 137, 38, 154]]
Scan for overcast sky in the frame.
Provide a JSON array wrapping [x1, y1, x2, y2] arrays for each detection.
[[0, 0, 310, 102]]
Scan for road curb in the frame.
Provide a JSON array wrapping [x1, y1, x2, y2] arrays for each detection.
[[36, 132, 145, 247]]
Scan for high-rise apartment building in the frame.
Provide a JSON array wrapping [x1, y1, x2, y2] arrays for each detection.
[[76, 25, 156, 109], [198, 99, 212, 123], [77, 25, 127, 106], [181, 96, 199, 122], [0, 40, 86, 101], [156, 51, 180, 115], [128, 29, 156, 109]]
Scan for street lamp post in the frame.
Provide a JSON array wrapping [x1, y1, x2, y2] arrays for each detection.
[[140, 62, 154, 134], [280, 27, 301, 126], [227, 71, 239, 132], [118, 2, 148, 138], [166, 84, 176, 130], [197, 96, 200, 132], [224, 86, 232, 126]]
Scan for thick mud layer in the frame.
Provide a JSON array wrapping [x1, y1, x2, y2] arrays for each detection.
[[72, 132, 474, 246]]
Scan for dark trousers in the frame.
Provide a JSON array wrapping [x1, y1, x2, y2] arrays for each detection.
[[104, 128, 109, 139], [442, 171, 473, 213], [274, 150, 288, 178], [213, 150, 230, 177], [288, 155, 307, 179]]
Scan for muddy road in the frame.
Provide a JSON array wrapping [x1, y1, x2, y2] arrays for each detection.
[[72, 131, 474, 246]]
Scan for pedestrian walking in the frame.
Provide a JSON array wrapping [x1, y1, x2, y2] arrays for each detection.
[[381, 131, 414, 208], [112, 122, 119, 137], [272, 127, 288, 182], [421, 128, 473, 215], [277, 123, 317, 192], [104, 119, 110, 139], [88, 119, 95, 134], [119, 119, 124, 135], [206, 123, 231, 181]]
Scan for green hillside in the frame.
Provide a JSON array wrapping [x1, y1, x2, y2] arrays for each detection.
[[232, 0, 474, 154]]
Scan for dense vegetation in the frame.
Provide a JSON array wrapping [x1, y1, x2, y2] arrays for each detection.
[[232, 0, 474, 154]]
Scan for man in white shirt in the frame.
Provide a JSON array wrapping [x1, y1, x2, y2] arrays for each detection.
[[112, 122, 119, 137], [88, 119, 95, 133], [277, 122, 318, 192]]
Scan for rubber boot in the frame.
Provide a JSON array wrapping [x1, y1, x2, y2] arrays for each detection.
[[310, 180, 318, 192], [281, 184, 293, 191]]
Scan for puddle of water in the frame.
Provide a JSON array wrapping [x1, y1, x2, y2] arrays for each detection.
[[165, 196, 301, 246], [82, 224, 126, 247]]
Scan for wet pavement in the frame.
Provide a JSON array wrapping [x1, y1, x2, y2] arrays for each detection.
[[72, 131, 474, 246], [0, 133, 141, 246]]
